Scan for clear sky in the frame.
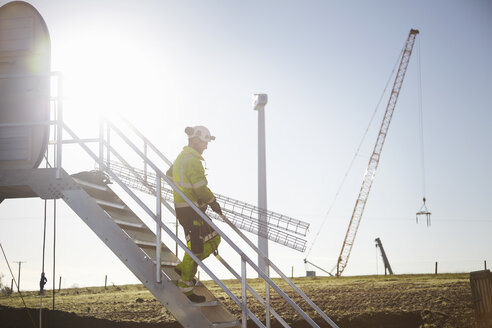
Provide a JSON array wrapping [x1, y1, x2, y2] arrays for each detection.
[[1, 0, 491, 291]]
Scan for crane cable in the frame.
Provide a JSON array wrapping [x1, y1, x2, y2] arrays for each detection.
[[40, 100, 58, 327], [417, 37, 427, 199], [414, 36, 431, 226], [51, 101, 57, 326], [39, 197, 47, 328], [39, 144, 50, 328], [305, 44, 406, 260]]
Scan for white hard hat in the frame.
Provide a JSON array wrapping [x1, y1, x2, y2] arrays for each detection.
[[185, 126, 216, 142]]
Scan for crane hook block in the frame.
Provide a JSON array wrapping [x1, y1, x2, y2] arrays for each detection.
[[416, 197, 431, 227]]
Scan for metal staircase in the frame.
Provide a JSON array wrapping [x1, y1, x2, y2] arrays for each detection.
[[0, 85, 339, 327], [72, 170, 240, 326], [0, 167, 238, 327]]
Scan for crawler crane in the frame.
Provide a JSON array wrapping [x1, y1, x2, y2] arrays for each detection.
[[375, 237, 393, 275], [336, 29, 419, 277]]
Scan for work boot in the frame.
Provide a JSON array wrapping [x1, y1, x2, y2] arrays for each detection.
[[177, 279, 204, 302], [174, 267, 197, 285], [186, 292, 206, 303]]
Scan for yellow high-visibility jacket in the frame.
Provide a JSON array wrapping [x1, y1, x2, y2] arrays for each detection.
[[167, 146, 216, 208]]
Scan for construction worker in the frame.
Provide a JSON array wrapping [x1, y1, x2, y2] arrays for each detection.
[[167, 125, 222, 303], [39, 272, 47, 295]]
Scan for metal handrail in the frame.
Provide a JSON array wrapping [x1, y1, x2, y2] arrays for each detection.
[[63, 122, 266, 328], [120, 116, 173, 166], [103, 120, 310, 326], [103, 156, 300, 326], [14, 71, 337, 327], [215, 253, 290, 328], [53, 114, 338, 327], [120, 117, 310, 237], [106, 160, 307, 251], [101, 119, 338, 328]]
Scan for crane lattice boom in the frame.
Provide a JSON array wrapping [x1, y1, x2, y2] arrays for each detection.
[[336, 29, 419, 277]]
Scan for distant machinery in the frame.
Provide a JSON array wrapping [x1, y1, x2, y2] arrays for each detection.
[[302, 29, 421, 278], [375, 237, 393, 275], [0, 1, 51, 170], [335, 29, 420, 277]]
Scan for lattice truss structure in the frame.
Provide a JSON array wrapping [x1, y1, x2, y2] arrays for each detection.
[[108, 161, 309, 252], [336, 29, 420, 276]]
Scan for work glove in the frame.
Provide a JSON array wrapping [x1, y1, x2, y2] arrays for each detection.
[[209, 200, 223, 215], [165, 165, 173, 179]]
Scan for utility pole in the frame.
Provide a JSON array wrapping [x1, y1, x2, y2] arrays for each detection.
[[253, 93, 270, 328], [13, 261, 26, 291]]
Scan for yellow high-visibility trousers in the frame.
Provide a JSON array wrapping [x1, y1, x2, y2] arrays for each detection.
[[176, 235, 221, 282]]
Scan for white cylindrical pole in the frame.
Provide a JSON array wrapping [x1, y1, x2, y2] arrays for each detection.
[[253, 93, 270, 327], [252, 93, 269, 273]]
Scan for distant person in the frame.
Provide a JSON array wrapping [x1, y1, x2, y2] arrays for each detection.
[[166, 126, 222, 303], [39, 272, 47, 294]]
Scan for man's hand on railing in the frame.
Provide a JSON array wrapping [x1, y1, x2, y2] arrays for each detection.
[[209, 199, 223, 215]]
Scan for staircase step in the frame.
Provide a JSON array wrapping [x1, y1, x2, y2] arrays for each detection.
[[95, 198, 126, 210], [153, 260, 179, 267], [194, 300, 219, 307], [72, 177, 109, 191], [135, 241, 178, 258], [113, 219, 146, 230], [211, 320, 241, 328], [106, 210, 140, 223], [135, 239, 159, 248]]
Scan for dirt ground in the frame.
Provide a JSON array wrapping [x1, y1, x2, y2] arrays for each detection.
[[0, 273, 478, 328]]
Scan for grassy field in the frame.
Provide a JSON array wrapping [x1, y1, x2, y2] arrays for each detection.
[[0, 273, 476, 327]]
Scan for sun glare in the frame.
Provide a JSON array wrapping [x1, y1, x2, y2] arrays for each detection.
[[57, 26, 163, 135]]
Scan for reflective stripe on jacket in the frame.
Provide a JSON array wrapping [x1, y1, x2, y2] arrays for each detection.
[[167, 146, 215, 208]]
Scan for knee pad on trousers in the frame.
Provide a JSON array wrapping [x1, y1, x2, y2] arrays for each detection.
[[190, 225, 204, 254]]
